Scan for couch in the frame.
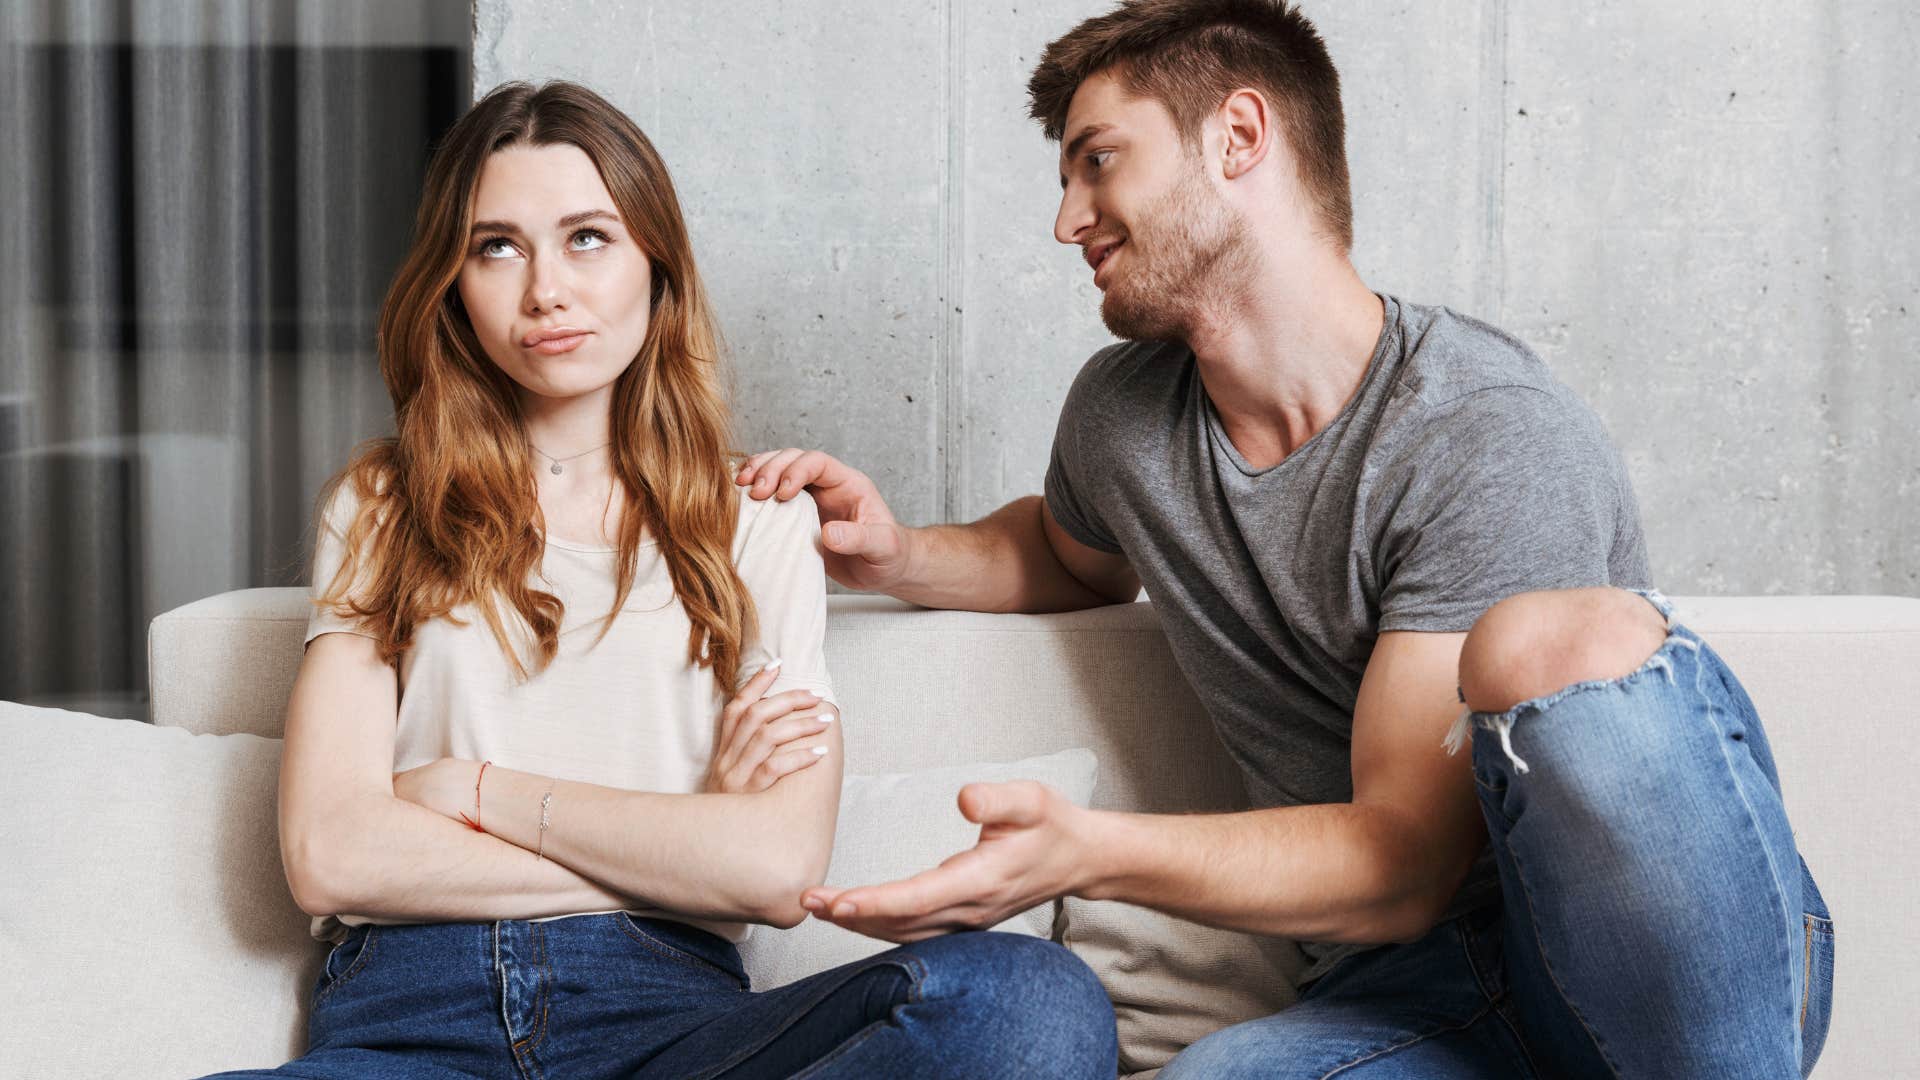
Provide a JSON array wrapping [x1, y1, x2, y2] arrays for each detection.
[[4, 589, 1916, 1077]]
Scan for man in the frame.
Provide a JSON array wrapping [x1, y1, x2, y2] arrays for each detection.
[[739, 1, 1833, 1075]]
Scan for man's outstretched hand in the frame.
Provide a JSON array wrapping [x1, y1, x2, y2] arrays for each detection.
[[737, 449, 913, 593], [798, 779, 1100, 942]]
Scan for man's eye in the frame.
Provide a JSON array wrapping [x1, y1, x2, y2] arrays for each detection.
[[1089, 151, 1113, 170]]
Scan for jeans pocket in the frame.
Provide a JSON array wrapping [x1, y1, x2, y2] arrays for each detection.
[[315, 925, 379, 1006], [1799, 913, 1835, 1076], [615, 914, 748, 987]]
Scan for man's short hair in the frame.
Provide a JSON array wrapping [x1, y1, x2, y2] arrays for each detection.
[[1028, 0, 1353, 251]]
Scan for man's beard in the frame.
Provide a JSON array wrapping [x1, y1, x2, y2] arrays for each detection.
[[1098, 166, 1253, 344]]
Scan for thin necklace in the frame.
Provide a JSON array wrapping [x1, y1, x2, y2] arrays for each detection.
[[529, 440, 611, 475]]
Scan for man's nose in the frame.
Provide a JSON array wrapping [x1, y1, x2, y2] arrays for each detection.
[[1054, 184, 1095, 247]]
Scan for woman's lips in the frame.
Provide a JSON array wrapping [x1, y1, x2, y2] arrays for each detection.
[[526, 332, 591, 355]]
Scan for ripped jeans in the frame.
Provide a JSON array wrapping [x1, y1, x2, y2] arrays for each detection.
[[1165, 589, 1834, 1079]]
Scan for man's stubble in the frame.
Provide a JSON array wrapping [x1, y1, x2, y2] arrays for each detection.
[[1098, 158, 1256, 345]]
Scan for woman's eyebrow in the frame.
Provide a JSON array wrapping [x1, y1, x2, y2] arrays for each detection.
[[556, 208, 619, 229], [470, 209, 620, 235]]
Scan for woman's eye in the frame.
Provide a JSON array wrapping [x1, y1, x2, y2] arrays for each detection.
[[479, 238, 517, 259], [571, 229, 610, 251]]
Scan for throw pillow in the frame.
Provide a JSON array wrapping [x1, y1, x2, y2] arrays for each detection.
[[1062, 895, 1308, 1077]]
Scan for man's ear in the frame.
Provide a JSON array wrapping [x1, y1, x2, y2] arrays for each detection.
[[1218, 87, 1274, 181]]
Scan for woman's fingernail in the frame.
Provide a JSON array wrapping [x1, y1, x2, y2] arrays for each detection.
[[764, 657, 783, 672], [811, 745, 830, 756], [817, 714, 834, 724]]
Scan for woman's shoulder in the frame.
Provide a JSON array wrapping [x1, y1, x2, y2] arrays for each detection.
[[317, 459, 398, 538], [731, 483, 822, 557]]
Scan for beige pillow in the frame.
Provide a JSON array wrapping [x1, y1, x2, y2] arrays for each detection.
[[1063, 896, 1308, 1077], [738, 747, 1099, 989], [0, 703, 317, 1078]]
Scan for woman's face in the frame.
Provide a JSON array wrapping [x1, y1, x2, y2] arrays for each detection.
[[457, 142, 653, 406]]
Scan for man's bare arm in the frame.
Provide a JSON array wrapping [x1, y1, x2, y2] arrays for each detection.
[[801, 629, 1486, 946], [736, 450, 1138, 613], [1084, 630, 1485, 941]]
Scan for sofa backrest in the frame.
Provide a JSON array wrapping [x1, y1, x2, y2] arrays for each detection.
[[150, 589, 1251, 814]]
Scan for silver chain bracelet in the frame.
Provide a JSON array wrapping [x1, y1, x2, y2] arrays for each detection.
[[534, 780, 556, 860]]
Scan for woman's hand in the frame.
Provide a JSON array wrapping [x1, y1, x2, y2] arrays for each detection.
[[706, 659, 836, 795]]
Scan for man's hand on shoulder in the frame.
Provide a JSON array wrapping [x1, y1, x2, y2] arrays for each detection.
[[737, 449, 912, 593]]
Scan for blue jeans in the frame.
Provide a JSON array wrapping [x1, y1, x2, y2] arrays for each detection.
[[200, 917, 1116, 1079], [1165, 590, 1836, 1079]]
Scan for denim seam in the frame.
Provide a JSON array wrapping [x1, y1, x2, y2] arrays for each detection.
[[313, 926, 378, 1006], [505, 926, 551, 1080], [1454, 919, 1500, 1007], [683, 952, 932, 1080], [1691, 645, 1800, 1051], [1490, 999, 1543, 1080], [1499, 837, 1625, 1079], [614, 914, 745, 984], [1800, 918, 1813, 1028], [522, 922, 553, 1058], [1318, 999, 1500, 1080], [1454, 918, 1544, 1079], [782, 1019, 892, 1080]]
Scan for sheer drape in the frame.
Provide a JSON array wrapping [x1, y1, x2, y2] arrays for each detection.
[[0, 1, 467, 719]]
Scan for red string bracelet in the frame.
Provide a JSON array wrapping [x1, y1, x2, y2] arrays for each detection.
[[457, 760, 493, 833]]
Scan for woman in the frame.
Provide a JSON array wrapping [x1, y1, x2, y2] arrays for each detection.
[[205, 81, 1115, 1079]]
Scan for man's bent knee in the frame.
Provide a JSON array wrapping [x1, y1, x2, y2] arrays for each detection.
[[1459, 587, 1668, 713]]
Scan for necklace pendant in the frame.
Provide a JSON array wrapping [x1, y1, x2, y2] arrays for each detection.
[[550, 463, 564, 475]]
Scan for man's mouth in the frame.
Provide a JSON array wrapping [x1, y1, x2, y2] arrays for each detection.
[[1084, 239, 1124, 284]]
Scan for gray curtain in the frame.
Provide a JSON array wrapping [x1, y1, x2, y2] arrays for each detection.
[[0, 1, 469, 719]]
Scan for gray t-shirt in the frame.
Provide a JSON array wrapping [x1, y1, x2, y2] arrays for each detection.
[[1044, 294, 1652, 980]]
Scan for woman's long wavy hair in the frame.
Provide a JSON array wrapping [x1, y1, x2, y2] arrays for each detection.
[[313, 80, 755, 690]]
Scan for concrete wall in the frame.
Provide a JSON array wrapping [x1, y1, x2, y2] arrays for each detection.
[[474, 0, 1918, 596]]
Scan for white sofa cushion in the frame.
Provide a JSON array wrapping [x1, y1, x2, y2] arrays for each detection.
[[0, 704, 315, 1078]]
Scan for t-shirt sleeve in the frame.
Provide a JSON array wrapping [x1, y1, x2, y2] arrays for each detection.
[[304, 481, 381, 648], [1043, 348, 1124, 554], [1374, 387, 1638, 633], [732, 490, 836, 705]]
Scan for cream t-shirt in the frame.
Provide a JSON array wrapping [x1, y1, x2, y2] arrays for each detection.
[[302, 480, 836, 945]]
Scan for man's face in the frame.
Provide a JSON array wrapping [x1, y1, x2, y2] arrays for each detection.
[[1054, 71, 1251, 342]]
